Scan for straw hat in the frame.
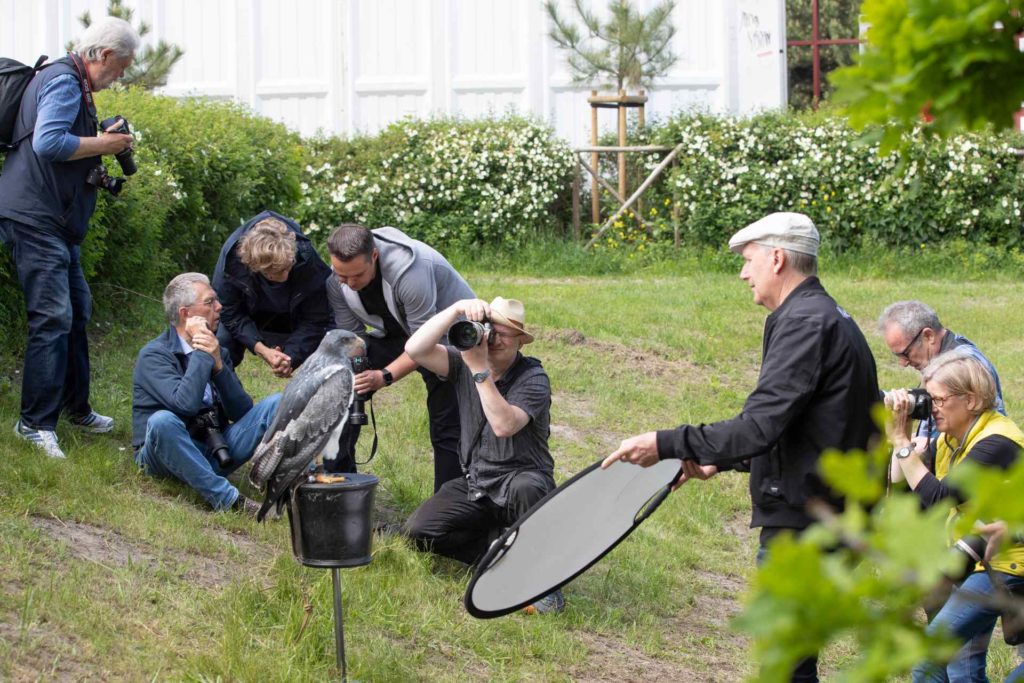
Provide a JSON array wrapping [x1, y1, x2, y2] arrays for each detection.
[[488, 297, 534, 344]]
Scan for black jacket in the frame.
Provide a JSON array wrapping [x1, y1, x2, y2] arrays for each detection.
[[212, 211, 331, 367], [656, 277, 880, 530]]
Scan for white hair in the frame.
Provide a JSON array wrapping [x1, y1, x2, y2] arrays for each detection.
[[163, 273, 209, 325], [75, 17, 141, 61]]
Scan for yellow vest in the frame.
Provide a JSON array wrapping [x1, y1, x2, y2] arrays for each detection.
[[935, 410, 1024, 576]]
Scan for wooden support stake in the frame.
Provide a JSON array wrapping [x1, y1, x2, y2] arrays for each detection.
[[617, 89, 627, 203], [585, 144, 684, 249], [572, 160, 581, 241]]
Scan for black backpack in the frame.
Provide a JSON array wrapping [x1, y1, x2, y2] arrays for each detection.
[[0, 55, 49, 153]]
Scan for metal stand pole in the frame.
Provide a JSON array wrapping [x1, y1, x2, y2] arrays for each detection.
[[331, 568, 348, 682]]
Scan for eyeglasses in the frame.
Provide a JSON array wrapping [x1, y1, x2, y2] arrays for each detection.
[[930, 393, 963, 408], [487, 328, 522, 345], [894, 328, 925, 360], [191, 296, 219, 308]]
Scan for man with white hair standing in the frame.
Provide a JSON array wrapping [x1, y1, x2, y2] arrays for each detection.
[[603, 212, 880, 682], [0, 17, 139, 458]]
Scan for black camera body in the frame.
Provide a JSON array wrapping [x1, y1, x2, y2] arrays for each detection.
[[907, 388, 933, 421], [86, 164, 126, 196], [100, 116, 137, 176], [187, 407, 231, 469], [349, 354, 372, 426], [448, 320, 492, 351]]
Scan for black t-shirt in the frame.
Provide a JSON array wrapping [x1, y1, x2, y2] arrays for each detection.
[[252, 275, 292, 333], [915, 434, 1021, 507], [357, 265, 403, 338]]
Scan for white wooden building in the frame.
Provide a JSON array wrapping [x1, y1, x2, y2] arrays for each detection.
[[0, 0, 787, 146]]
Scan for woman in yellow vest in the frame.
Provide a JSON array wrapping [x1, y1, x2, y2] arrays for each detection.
[[887, 351, 1024, 682]]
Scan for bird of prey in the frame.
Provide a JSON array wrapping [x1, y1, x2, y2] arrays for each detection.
[[249, 329, 365, 521]]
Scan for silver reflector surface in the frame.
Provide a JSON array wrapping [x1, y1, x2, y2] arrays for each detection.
[[465, 458, 682, 618]]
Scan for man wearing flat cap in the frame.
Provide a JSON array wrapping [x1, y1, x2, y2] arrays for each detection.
[[403, 296, 563, 614], [604, 212, 880, 681]]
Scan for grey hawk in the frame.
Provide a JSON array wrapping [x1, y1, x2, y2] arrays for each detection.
[[249, 329, 365, 521]]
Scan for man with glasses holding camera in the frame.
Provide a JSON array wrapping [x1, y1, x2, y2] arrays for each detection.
[[402, 296, 562, 613], [131, 273, 281, 516], [0, 17, 139, 459], [878, 300, 1005, 438], [324, 224, 474, 490]]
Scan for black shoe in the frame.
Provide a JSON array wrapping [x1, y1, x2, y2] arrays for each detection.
[[232, 494, 261, 518]]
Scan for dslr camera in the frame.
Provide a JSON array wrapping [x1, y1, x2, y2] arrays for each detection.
[[187, 407, 232, 469], [87, 116, 136, 196], [349, 354, 372, 426], [906, 388, 933, 420], [448, 320, 492, 351]]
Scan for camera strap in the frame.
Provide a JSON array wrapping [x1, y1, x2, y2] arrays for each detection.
[[354, 398, 379, 466], [66, 52, 97, 123]]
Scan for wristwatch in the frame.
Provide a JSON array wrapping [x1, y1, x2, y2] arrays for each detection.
[[894, 444, 914, 460], [381, 368, 394, 386], [472, 368, 491, 384]]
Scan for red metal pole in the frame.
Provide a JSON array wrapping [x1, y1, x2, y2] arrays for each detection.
[[811, 0, 821, 109]]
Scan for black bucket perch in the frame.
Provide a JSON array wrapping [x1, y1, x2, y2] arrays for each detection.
[[287, 471, 378, 682]]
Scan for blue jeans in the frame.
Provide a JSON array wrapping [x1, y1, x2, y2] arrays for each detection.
[[913, 571, 1024, 682], [0, 219, 93, 429], [134, 394, 281, 510]]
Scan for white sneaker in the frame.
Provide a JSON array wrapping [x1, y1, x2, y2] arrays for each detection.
[[68, 411, 115, 433], [14, 420, 67, 459]]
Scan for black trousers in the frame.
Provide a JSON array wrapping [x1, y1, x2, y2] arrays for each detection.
[[402, 473, 551, 565], [758, 527, 820, 683], [326, 334, 462, 492]]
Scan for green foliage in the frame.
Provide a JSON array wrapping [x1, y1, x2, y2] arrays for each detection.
[[95, 88, 303, 278], [785, 0, 862, 110], [72, 0, 185, 90], [740, 421, 1024, 681], [648, 109, 1024, 253], [295, 115, 573, 250], [831, 0, 1024, 150], [0, 88, 304, 346], [544, 0, 678, 91]]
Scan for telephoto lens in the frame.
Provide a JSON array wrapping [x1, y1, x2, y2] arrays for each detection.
[[448, 320, 490, 351], [948, 534, 987, 582]]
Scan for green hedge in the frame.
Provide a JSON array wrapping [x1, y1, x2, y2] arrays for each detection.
[[295, 115, 575, 249], [0, 88, 305, 338], [644, 109, 1024, 254]]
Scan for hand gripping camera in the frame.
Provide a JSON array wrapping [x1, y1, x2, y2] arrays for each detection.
[[87, 116, 136, 196], [349, 355, 372, 426]]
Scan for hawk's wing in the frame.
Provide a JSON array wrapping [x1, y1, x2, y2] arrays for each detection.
[[249, 362, 353, 488]]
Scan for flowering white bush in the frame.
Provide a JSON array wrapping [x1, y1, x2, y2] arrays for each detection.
[[296, 116, 574, 248], [649, 110, 1024, 252]]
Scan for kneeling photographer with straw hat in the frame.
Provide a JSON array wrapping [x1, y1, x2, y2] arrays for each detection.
[[402, 296, 564, 614]]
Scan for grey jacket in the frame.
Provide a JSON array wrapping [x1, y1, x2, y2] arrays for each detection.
[[326, 227, 473, 338]]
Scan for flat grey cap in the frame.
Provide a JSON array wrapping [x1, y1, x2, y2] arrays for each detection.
[[728, 212, 820, 256]]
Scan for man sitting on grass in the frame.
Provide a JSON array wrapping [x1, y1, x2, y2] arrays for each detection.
[[402, 297, 563, 614], [131, 273, 281, 516]]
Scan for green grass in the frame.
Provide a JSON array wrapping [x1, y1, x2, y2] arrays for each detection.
[[1, 265, 1023, 681]]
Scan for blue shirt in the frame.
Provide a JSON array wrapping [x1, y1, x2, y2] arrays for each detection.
[[32, 74, 82, 161]]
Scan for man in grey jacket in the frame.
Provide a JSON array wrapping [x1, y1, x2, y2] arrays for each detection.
[[325, 224, 474, 490]]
